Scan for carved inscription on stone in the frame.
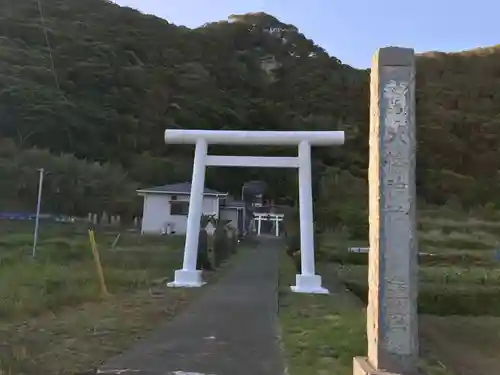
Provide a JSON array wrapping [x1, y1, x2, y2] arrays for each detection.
[[383, 80, 409, 144], [381, 78, 412, 356]]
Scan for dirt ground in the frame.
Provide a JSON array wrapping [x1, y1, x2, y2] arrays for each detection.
[[420, 315, 500, 375]]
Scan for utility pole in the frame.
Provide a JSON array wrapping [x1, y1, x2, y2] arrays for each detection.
[[241, 185, 247, 236], [32, 168, 44, 258]]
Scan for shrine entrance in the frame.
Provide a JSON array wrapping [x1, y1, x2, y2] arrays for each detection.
[[163, 129, 344, 294], [252, 212, 285, 237]]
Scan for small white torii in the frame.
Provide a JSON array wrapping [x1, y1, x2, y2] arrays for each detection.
[[164, 129, 344, 294], [253, 212, 284, 237]]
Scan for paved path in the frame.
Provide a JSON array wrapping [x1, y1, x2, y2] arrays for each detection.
[[98, 239, 284, 375]]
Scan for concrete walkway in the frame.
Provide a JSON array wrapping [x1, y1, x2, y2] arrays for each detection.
[[98, 239, 284, 375]]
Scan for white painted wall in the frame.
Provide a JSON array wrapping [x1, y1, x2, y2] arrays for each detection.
[[140, 194, 170, 234], [140, 193, 219, 235]]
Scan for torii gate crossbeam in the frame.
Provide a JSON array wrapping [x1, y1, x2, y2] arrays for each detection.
[[164, 129, 344, 294]]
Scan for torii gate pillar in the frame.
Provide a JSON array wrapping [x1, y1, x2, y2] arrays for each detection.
[[164, 129, 345, 294]]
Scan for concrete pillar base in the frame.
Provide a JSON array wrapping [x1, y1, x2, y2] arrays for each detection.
[[353, 357, 401, 375], [167, 269, 205, 288], [290, 274, 329, 294]]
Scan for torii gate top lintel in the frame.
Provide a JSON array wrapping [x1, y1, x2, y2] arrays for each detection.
[[164, 129, 345, 146]]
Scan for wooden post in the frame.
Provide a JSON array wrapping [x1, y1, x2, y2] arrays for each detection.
[[88, 229, 110, 298]]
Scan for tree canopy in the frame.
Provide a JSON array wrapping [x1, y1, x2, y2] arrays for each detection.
[[1, 0, 499, 220]]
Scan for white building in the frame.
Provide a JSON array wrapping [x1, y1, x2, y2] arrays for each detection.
[[137, 182, 244, 235]]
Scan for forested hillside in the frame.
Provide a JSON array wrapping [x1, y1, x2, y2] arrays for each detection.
[[1, 0, 499, 223]]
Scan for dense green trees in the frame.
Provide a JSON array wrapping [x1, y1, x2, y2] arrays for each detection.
[[0, 138, 139, 217], [1, 1, 499, 219]]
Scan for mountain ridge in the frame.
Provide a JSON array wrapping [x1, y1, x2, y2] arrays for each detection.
[[0, 0, 499, 219]]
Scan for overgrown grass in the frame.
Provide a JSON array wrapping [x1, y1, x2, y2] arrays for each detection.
[[419, 229, 500, 250], [321, 211, 500, 316], [0, 220, 237, 375], [0, 221, 185, 319], [278, 252, 366, 375], [337, 264, 500, 285], [302, 209, 500, 374], [279, 207, 500, 375], [278, 253, 452, 375]]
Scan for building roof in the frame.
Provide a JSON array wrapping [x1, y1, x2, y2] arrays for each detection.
[[137, 182, 227, 196], [222, 197, 245, 209]]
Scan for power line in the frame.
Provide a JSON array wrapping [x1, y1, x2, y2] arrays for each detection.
[[3, 0, 12, 36], [35, 0, 60, 90]]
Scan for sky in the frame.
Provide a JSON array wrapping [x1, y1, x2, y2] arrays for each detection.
[[113, 0, 499, 69]]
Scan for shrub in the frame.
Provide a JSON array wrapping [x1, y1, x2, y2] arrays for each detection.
[[227, 227, 238, 254], [326, 251, 494, 267], [213, 220, 231, 268], [344, 281, 500, 316], [316, 168, 368, 239], [326, 251, 369, 266], [196, 228, 212, 270]]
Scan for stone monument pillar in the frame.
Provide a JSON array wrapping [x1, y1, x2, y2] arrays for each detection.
[[353, 47, 418, 375], [101, 211, 109, 226]]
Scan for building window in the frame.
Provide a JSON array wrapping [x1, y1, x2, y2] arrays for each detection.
[[170, 201, 189, 216]]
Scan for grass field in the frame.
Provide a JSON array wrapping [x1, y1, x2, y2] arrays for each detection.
[[279, 209, 500, 375], [0, 221, 210, 375], [3, 209, 499, 375], [278, 254, 367, 375], [0, 221, 187, 318], [324, 213, 500, 317]]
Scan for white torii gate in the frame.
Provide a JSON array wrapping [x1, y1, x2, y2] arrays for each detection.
[[253, 212, 284, 237], [164, 129, 344, 294]]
